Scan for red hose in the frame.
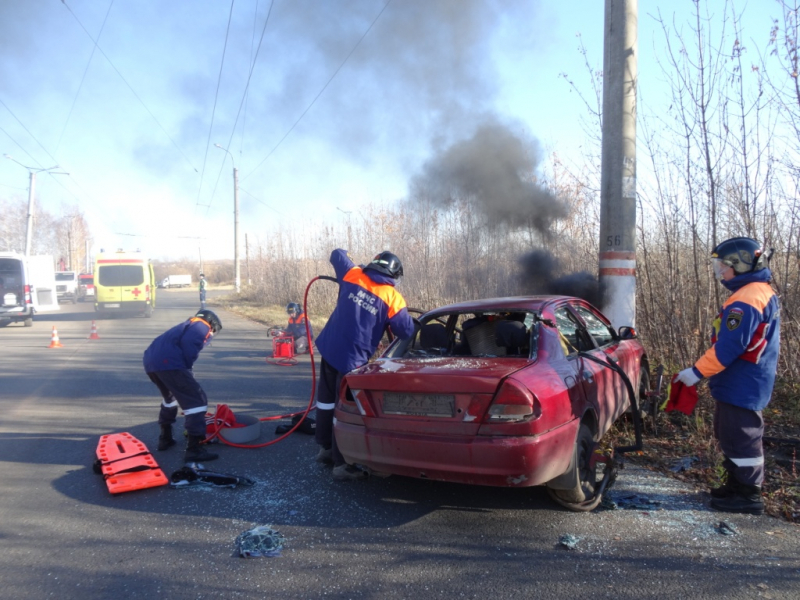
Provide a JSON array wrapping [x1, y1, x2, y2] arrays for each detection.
[[205, 275, 335, 449]]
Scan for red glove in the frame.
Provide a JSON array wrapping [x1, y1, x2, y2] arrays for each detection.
[[664, 374, 699, 415]]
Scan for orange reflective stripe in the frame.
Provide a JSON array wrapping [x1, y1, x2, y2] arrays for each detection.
[[722, 282, 774, 311], [695, 347, 725, 378], [343, 267, 407, 317], [189, 317, 213, 341]]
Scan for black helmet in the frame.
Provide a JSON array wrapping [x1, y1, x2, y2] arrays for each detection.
[[286, 302, 301, 314], [364, 251, 403, 279], [194, 309, 222, 333], [711, 237, 768, 275]]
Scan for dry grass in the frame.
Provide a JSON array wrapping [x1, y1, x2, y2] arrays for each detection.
[[209, 294, 330, 331], [609, 393, 799, 523]]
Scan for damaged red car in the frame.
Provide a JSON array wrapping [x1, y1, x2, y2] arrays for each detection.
[[334, 295, 650, 511]]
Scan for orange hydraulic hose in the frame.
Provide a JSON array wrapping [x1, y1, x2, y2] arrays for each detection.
[[207, 275, 337, 449]]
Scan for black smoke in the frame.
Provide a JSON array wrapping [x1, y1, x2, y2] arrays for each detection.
[[412, 119, 568, 234], [519, 249, 606, 307]]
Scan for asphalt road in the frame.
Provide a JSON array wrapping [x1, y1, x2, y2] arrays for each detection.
[[1, 290, 798, 599]]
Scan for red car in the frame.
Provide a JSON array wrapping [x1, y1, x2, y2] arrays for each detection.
[[334, 295, 649, 511]]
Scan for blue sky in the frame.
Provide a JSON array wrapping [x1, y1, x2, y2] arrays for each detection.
[[0, 1, 778, 260]]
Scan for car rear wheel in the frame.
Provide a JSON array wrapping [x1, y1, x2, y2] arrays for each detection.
[[546, 423, 602, 512]]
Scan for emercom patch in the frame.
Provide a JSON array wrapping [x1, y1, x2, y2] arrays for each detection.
[[726, 308, 744, 331]]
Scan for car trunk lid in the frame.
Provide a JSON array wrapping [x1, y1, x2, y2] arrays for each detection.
[[345, 357, 531, 435]]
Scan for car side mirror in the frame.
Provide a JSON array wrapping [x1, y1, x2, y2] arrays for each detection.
[[618, 325, 638, 340]]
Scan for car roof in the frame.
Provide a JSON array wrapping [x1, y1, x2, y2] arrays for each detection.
[[424, 295, 576, 316]]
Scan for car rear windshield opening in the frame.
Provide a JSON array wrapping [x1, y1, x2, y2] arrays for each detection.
[[98, 265, 144, 286], [405, 311, 534, 358]]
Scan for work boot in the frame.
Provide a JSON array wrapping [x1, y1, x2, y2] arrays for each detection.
[[157, 424, 176, 451], [710, 470, 739, 499], [315, 446, 333, 465], [710, 484, 765, 515], [184, 435, 219, 463], [332, 464, 367, 481]]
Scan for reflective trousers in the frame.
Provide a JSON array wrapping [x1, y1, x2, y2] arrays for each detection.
[[314, 357, 347, 467], [714, 400, 765, 487], [148, 369, 209, 438]]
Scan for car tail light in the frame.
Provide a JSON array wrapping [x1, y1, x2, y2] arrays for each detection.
[[351, 389, 376, 417], [339, 388, 376, 417], [23, 284, 31, 305], [486, 379, 540, 423]]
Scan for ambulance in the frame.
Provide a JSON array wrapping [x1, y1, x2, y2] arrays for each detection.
[[94, 250, 156, 317]]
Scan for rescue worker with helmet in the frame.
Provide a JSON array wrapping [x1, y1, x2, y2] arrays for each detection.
[[143, 309, 223, 463], [286, 302, 313, 354], [675, 237, 780, 515], [314, 249, 415, 480]]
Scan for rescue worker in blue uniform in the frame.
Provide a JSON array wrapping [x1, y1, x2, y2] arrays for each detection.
[[286, 302, 313, 354], [143, 309, 223, 463], [314, 249, 415, 480], [676, 237, 780, 515]]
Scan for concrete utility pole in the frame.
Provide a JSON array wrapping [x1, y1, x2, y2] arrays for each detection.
[[214, 144, 241, 294], [245, 232, 251, 285], [25, 171, 37, 257], [4, 155, 67, 257], [599, 0, 638, 328], [233, 166, 241, 294]]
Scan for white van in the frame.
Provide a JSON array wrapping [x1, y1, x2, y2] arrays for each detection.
[[0, 252, 60, 326], [55, 271, 79, 303]]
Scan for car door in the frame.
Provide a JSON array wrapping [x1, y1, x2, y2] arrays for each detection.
[[568, 303, 629, 435], [552, 305, 593, 421]]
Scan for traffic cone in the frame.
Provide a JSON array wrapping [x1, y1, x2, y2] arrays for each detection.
[[89, 320, 100, 340], [49, 326, 63, 348]]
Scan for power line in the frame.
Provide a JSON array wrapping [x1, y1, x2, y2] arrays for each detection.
[[60, 0, 199, 174], [206, 0, 275, 216], [195, 0, 236, 214], [239, 186, 284, 216], [56, 0, 115, 154], [0, 122, 43, 168], [242, 0, 392, 182], [0, 98, 55, 169], [2, 99, 93, 206]]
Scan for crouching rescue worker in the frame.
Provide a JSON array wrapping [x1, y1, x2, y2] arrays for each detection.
[[315, 249, 415, 480], [143, 309, 223, 463], [675, 237, 780, 515], [286, 302, 313, 354]]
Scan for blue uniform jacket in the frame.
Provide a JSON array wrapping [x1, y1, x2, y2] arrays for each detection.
[[143, 318, 213, 373], [692, 269, 780, 410], [315, 249, 415, 373]]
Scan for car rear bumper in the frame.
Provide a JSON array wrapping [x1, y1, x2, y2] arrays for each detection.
[[334, 418, 578, 487], [96, 301, 149, 312], [0, 306, 33, 321]]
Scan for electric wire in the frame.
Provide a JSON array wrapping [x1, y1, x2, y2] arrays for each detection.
[[0, 122, 43, 168], [239, 0, 262, 156], [205, 0, 275, 216], [195, 0, 236, 215], [242, 0, 392, 183], [60, 0, 199, 174], [56, 0, 115, 154], [0, 98, 57, 169]]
